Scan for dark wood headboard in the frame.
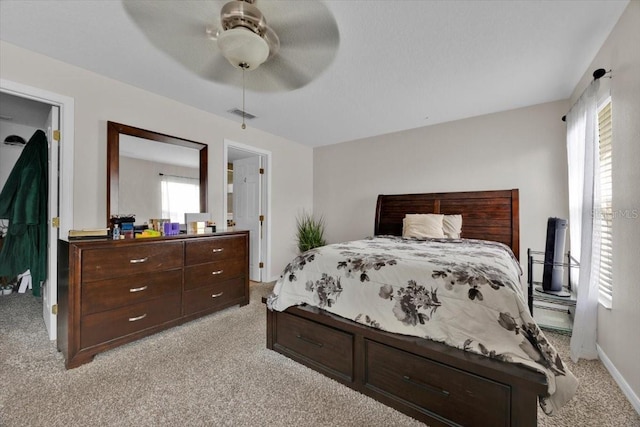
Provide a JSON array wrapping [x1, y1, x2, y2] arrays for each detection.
[[374, 189, 520, 259]]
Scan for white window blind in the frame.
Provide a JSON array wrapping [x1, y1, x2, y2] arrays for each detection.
[[597, 99, 613, 306]]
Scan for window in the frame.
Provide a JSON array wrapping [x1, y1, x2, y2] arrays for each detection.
[[160, 174, 200, 224], [596, 98, 613, 307]]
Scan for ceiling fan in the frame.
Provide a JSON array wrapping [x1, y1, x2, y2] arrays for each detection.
[[123, 0, 340, 93]]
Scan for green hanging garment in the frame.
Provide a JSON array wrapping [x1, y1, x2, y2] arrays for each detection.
[[0, 130, 48, 296]]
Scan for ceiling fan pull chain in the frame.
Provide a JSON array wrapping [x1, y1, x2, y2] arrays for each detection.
[[241, 65, 247, 130]]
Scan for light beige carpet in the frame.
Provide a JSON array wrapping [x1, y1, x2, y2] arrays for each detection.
[[1, 282, 638, 426]]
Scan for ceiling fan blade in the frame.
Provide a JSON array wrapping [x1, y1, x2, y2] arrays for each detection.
[[265, 2, 340, 52], [195, 52, 301, 94], [123, 1, 223, 77], [247, 57, 312, 92], [201, 54, 242, 86], [123, 0, 340, 93], [253, 1, 339, 91]]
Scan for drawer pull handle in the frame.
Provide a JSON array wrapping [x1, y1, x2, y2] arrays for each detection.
[[402, 375, 450, 397], [211, 292, 224, 298], [212, 248, 224, 253], [128, 313, 147, 322], [129, 257, 149, 264], [129, 285, 148, 293], [211, 270, 224, 275], [296, 334, 323, 348]]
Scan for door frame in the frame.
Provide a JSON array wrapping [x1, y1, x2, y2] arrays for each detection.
[[223, 139, 271, 282], [1, 78, 75, 341], [43, 104, 60, 338]]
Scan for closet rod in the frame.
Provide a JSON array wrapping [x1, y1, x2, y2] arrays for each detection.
[[561, 68, 611, 122]]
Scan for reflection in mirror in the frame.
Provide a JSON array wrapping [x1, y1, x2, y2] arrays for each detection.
[[107, 122, 208, 229], [120, 135, 200, 225]]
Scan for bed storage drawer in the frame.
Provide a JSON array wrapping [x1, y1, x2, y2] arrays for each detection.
[[183, 277, 245, 315], [364, 340, 510, 427], [274, 312, 353, 381]]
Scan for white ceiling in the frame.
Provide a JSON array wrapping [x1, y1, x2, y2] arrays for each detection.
[[0, 1, 628, 148]]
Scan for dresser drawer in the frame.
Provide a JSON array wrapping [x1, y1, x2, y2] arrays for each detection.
[[184, 258, 245, 290], [274, 312, 353, 380], [81, 269, 182, 316], [364, 340, 510, 427], [80, 293, 181, 349], [185, 235, 245, 265], [81, 242, 183, 282], [183, 277, 245, 315]]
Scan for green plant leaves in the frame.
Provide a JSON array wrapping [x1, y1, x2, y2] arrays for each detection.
[[296, 211, 326, 252]]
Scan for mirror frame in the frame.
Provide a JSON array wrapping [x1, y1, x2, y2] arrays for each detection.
[[106, 121, 208, 227]]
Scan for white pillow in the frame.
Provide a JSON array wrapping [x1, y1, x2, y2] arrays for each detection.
[[402, 214, 445, 238], [443, 214, 463, 238]]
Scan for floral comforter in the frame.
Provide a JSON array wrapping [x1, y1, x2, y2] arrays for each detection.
[[267, 236, 577, 414]]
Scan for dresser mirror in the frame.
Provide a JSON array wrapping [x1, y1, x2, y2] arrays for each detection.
[[107, 121, 208, 228]]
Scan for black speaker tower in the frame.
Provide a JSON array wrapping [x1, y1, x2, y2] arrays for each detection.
[[539, 217, 571, 297]]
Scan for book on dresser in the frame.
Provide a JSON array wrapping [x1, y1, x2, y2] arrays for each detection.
[[57, 231, 249, 369], [68, 228, 110, 238]]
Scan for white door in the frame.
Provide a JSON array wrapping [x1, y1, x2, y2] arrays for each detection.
[[233, 156, 262, 281], [42, 105, 60, 340]]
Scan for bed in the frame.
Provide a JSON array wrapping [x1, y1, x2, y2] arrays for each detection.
[[265, 189, 576, 426]]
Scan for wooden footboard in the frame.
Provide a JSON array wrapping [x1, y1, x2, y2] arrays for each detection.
[[265, 300, 547, 427]]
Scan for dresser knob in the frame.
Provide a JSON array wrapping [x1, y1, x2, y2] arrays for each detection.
[[129, 285, 148, 293], [212, 248, 224, 253], [128, 313, 147, 322], [129, 257, 149, 264], [211, 270, 224, 275], [211, 292, 224, 298]]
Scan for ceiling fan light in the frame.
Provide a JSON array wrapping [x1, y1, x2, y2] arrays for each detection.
[[217, 27, 269, 71]]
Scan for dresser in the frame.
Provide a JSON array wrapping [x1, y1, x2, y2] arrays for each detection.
[[57, 231, 249, 369]]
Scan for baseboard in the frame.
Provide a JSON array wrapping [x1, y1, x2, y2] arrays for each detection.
[[251, 279, 279, 286], [597, 344, 640, 415]]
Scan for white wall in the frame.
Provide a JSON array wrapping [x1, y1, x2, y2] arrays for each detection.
[[569, 0, 640, 410], [314, 99, 570, 272], [0, 41, 314, 276]]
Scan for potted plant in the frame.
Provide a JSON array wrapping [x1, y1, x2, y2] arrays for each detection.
[[296, 211, 326, 253]]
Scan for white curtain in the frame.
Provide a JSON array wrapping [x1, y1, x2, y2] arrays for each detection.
[[566, 80, 600, 362], [160, 175, 199, 224]]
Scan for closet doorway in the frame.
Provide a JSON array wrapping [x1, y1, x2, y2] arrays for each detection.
[[0, 79, 74, 341], [223, 140, 271, 283]]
